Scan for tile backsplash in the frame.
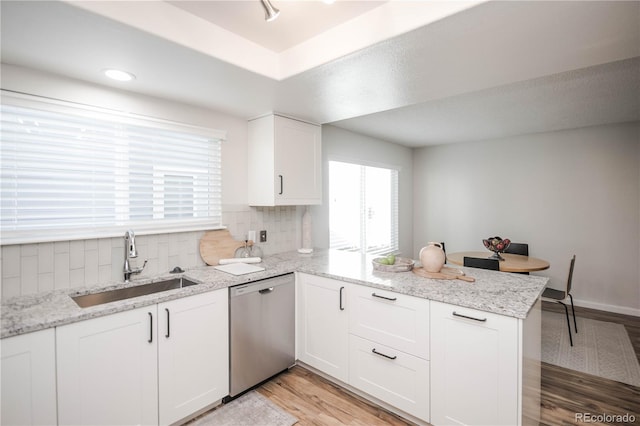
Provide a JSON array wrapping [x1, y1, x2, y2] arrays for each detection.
[[1, 206, 301, 301]]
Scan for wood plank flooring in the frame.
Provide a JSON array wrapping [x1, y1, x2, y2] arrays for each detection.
[[256, 302, 639, 426]]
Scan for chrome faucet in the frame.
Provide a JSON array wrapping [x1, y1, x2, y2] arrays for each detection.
[[124, 230, 147, 282]]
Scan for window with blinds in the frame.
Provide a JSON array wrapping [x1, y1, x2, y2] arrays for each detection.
[[328, 160, 399, 255], [0, 92, 225, 244]]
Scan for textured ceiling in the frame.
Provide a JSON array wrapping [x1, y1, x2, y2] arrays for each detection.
[[332, 58, 640, 146], [1, 0, 639, 147]]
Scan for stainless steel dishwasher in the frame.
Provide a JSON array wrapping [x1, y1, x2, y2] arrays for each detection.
[[228, 273, 295, 398]]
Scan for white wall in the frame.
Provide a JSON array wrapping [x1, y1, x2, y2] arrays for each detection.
[[413, 123, 640, 316], [312, 125, 414, 257]]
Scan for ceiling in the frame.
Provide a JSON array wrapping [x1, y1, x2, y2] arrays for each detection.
[[1, 1, 639, 147], [167, 0, 388, 53]]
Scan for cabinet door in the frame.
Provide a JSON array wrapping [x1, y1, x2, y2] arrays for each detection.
[[349, 335, 429, 421], [430, 301, 519, 426], [158, 290, 229, 425], [57, 307, 158, 426], [274, 116, 321, 205], [296, 273, 348, 382], [349, 285, 429, 359], [1, 329, 57, 426]]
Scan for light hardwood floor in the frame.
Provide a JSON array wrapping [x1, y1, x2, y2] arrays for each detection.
[[257, 302, 640, 426]]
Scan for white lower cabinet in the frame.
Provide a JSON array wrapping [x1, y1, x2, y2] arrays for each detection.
[[296, 275, 431, 423], [158, 290, 228, 425], [296, 273, 349, 382], [57, 289, 228, 426], [349, 335, 429, 421], [430, 300, 519, 426], [1, 328, 57, 426], [349, 284, 429, 359], [57, 305, 159, 426]]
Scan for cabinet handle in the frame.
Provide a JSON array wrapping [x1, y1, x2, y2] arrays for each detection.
[[372, 292, 397, 301], [259, 287, 274, 294], [165, 308, 170, 338], [148, 312, 153, 343], [339, 286, 345, 311], [278, 175, 283, 195], [453, 311, 487, 322], [372, 348, 397, 360]]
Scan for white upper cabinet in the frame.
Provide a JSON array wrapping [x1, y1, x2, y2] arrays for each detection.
[[248, 114, 322, 206]]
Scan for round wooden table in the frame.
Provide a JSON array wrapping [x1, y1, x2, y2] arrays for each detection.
[[447, 251, 550, 273]]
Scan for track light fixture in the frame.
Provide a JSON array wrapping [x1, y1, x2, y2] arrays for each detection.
[[260, 0, 280, 22]]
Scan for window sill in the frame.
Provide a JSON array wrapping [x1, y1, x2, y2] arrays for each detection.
[[1, 221, 225, 246]]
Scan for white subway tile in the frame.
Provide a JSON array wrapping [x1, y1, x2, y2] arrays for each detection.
[[2, 245, 20, 278], [54, 252, 70, 290], [38, 242, 54, 273], [98, 238, 111, 265], [69, 240, 85, 269], [20, 255, 38, 295], [21, 244, 38, 256], [111, 247, 123, 282], [38, 272, 54, 293], [69, 268, 85, 287], [98, 265, 111, 284], [2, 277, 21, 301], [85, 249, 99, 286], [54, 241, 69, 254]]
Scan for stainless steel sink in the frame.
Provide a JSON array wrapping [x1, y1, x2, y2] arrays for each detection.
[[72, 277, 199, 308]]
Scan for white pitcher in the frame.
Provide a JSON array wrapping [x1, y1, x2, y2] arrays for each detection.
[[419, 242, 446, 273]]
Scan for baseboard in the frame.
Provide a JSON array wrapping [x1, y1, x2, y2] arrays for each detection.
[[573, 298, 640, 317]]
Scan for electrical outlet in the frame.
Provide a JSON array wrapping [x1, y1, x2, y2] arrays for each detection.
[[260, 230, 267, 242]]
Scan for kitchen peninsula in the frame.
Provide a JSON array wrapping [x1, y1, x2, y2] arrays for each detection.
[[1, 249, 547, 426]]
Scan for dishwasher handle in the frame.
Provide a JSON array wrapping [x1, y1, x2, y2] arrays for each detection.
[[259, 287, 274, 294]]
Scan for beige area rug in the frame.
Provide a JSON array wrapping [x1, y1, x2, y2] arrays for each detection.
[[188, 391, 298, 426], [542, 311, 640, 387]]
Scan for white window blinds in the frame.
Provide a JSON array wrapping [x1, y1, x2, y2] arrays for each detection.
[[1, 92, 225, 243], [329, 160, 399, 256]]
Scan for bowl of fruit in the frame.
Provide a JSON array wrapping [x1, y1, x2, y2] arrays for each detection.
[[372, 253, 415, 272], [482, 236, 511, 260]]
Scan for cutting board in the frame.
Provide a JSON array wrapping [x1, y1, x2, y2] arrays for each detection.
[[199, 229, 245, 266], [214, 263, 265, 276], [413, 266, 475, 282]]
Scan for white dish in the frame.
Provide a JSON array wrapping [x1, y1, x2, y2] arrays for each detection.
[[297, 248, 314, 254], [214, 263, 265, 276]]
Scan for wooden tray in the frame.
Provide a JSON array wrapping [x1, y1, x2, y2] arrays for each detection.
[[412, 266, 475, 282]]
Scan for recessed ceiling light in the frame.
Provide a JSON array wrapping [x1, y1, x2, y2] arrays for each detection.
[[103, 69, 136, 82]]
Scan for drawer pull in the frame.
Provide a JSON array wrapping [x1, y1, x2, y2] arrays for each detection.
[[372, 293, 397, 301], [148, 312, 153, 343], [372, 348, 397, 360], [339, 286, 345, 311], [453, 311, 487, 322], [165, 308, 170, 338]]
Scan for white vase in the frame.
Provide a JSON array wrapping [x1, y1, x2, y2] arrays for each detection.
[[301, 206, 312, 250], [419, 242, 446, 273]]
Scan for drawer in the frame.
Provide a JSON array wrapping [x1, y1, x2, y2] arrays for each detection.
[[349, 334, 430, 422], [349, 284, 429, 359]]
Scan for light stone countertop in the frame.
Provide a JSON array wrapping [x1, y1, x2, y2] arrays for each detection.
[[1, 249, 548, 339]]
